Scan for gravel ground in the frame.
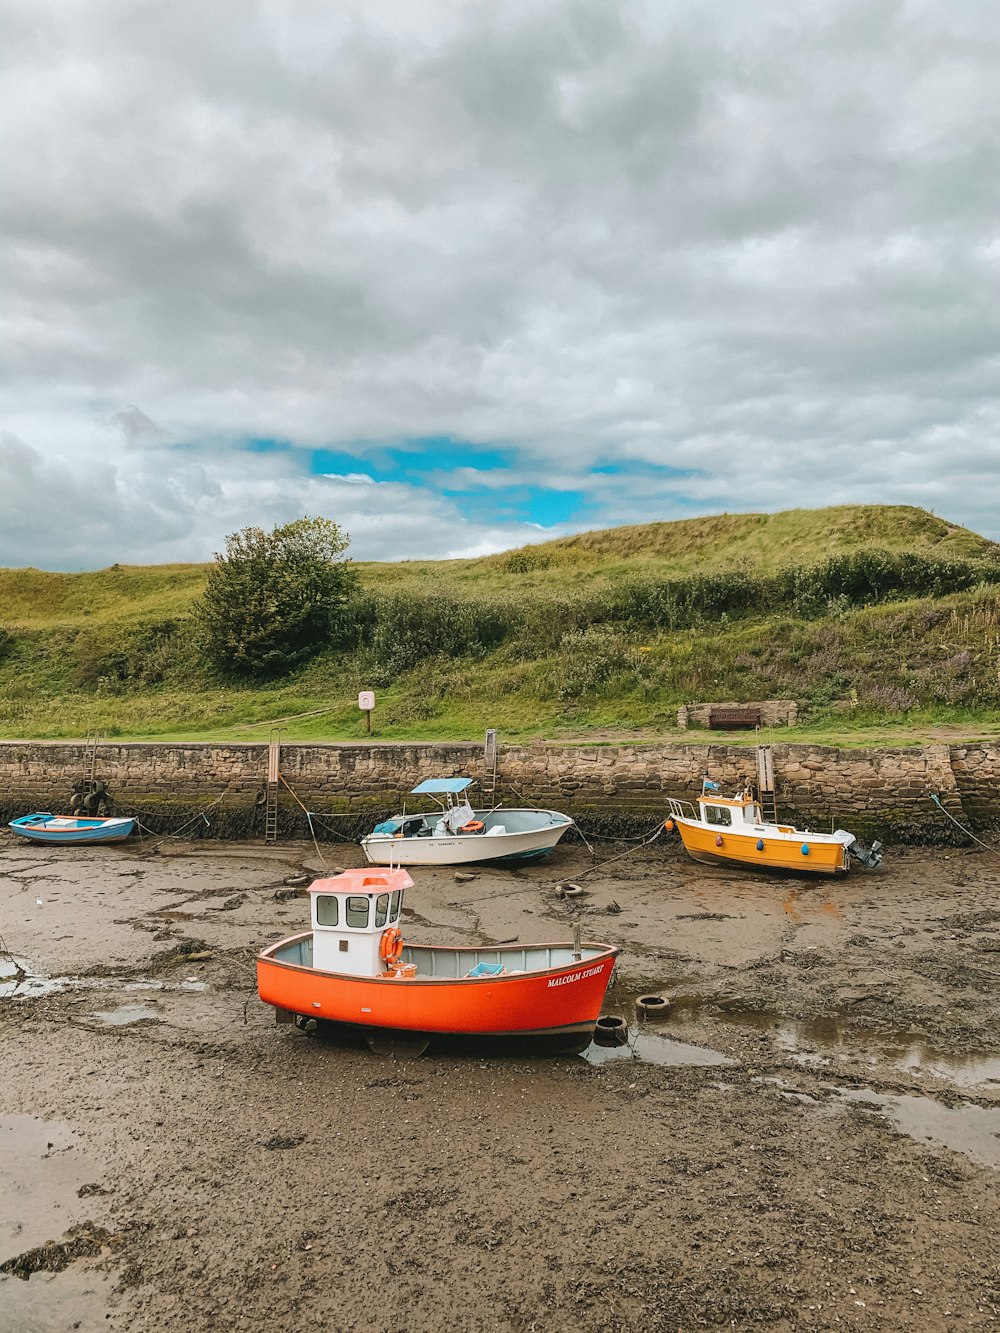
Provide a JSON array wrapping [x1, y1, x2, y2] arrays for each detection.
[[3, 834, 1000, 1332]]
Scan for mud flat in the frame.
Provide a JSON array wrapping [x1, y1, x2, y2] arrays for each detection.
[[3, 834, 1000, 1331]]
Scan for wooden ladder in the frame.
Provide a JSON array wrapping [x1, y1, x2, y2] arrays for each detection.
[[756, 745, 778, 822], [265, 735, 281, 843]]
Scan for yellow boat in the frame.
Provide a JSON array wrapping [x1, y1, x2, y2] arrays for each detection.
[[665, 783, 882, 877]]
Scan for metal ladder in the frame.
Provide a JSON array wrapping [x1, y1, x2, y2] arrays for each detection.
[[756, 744, 778, 822], [84, 731, 102, 791], [264, 734, 281, 843], [483, 729, 498, 805]]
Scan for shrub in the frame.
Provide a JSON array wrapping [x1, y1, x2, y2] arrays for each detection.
[[72, 619, 195, 691], [552, 626, 650, 702], [366, 593, 511, 679], [193, 517, 355, 678]]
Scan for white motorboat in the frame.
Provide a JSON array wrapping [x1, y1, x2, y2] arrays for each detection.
[[360, 778, 575, 867]]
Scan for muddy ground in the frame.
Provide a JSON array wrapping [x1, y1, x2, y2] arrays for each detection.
[[3, 831, 1000, 1332]]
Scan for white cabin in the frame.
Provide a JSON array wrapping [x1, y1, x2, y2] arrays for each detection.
[[309, 867, 412, 976], [698, 793, 766, 830]]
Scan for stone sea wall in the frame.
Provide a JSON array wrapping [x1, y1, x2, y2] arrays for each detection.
[[0, 737, 995, 844]]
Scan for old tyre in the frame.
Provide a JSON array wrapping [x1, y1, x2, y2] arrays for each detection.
[[635, 994, 670, 1020], [593, 1014, 629, 1047]]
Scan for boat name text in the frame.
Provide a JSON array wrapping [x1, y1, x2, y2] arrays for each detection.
[[547, 964, 605, 988]]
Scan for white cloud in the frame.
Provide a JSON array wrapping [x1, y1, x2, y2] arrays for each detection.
[[2, 0, 1000, 567]]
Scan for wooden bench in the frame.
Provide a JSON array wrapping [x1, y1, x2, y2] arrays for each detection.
[[708, 708, 762, 730]]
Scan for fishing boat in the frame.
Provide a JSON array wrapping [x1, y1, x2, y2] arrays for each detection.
[[256, 867, 619, 1054], [360, 778, 574, 867], [665, 781, 882, 876], [8, 812, 137, 845]]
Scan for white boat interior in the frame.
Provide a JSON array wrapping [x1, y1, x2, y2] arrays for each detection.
[[375, 807, 570, 840], [266, 934, 608, 980]]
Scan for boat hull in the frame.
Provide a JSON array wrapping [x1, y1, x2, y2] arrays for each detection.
[[361, 811, 573, 866], [674, 819, 849, 875], [8, 814, 137, 845], [257, 935, 618, 1039]]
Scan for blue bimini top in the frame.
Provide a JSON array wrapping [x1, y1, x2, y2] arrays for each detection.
[[410, 778, 473, 795]]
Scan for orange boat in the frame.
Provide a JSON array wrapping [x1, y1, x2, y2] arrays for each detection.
[[665, 782, 883, 877], [256, 867, 619, 1054]]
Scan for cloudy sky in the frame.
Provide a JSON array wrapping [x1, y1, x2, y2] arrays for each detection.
[[3, 0, 1000, 569]]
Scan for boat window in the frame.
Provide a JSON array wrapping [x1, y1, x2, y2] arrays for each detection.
[[346, 895, 370, 928], [703, 804, 732, 827], [374, 893, 389, 928], [315, 895, 339, 926], [389, 890, 401, 922]]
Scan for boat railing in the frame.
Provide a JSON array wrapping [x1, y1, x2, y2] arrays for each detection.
[[667, 797, 697, 820]]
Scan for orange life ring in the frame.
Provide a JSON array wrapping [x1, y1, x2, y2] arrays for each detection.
[[379, 927, 403, 967], [460, 820, 485, 834]]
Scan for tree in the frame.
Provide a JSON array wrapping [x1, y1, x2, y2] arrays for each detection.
[[194, 516, 355, 677]]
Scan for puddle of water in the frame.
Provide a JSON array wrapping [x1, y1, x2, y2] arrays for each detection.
[[582, 1030, 735, 1068], [1, 957, 209, 1002], [0, 1269, 115, 1333], [90, 1003, 160, 1027], [737, 1013, 1000, 1088], [666, 1001, 1000, 1089], [835, 1088, 1000, 1169], [0, 1115, 95, 1255], [0, 955, 55, 1000]]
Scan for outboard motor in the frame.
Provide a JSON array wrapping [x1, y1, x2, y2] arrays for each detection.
[[843, 835, 883, 870]]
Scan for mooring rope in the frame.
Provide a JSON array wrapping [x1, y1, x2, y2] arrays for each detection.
[[570, 821, 596, 856], [278, 776, 330, 871], [133, 790, 230, 851], [556, 821, 665, 882], [300, 811, 362, 842], [929, 792, 999, 853]]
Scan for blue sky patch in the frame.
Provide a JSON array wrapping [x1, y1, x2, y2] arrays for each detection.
[[589, 459, 704, 481], [307, 436, 517, 487], [244, 434, 695, 533]]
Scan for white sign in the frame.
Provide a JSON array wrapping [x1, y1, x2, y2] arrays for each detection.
[[358, 691, 376, 711]]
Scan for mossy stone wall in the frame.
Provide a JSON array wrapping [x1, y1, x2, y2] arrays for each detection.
[[0, 737, 992, 845]]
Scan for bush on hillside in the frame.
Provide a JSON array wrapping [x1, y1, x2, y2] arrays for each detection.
[[72, 619, 195, 691], [363, 593, 510, 680], [193, 517, 355, 678], [551, 626, 652, 703]]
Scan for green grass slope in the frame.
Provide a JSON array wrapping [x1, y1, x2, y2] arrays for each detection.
[[354, 504, 999, 592], [1, 504, 999, 744]]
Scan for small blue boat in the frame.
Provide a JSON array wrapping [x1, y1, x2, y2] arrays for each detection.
[[8, 812, 137, 845]]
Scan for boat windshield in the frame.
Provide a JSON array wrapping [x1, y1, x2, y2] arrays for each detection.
[[346, 896, 369, 928], [316, 895, 339, 926], [702, 804, 733, 827]]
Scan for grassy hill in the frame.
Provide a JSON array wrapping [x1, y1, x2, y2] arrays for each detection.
[[2, 504, 1000, 744]]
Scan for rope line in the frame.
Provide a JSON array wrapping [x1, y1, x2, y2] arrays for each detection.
[[553, 822, 665, 883], [131, 790, 230, 852], [929, 793, 999, 853], [278, 776, 330, 871]]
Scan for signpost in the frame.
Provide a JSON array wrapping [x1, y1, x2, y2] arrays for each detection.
[[358, 690, 375, 735]]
